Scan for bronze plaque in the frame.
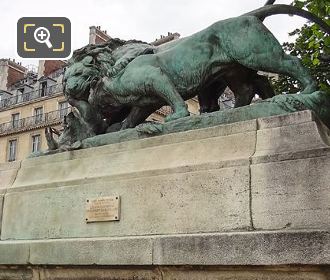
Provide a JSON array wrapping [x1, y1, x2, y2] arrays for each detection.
[[85, 196, 120, 223]]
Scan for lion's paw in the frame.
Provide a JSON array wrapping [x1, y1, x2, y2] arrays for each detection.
[[136, 122, 163, 135], [165, 109, 189, 122]]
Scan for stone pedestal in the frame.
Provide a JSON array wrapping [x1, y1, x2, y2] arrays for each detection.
[[0, 110, 329, 279]]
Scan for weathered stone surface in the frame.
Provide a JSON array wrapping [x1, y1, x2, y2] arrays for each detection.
[[1, 166, 250, 240], [252, 146, 330, 165], [153, 230, 330, 265], [13, 121, 257, 190], [2, 119, 255, 240], [254, 120, 330, 158], [29, 236, 153, 265], [76, 112, 262, 151], [257, 109, 316, 129], [1, 110, 330, 269], [0, 230, 328, 266], [0, 241, 29, 264], [75, 119, 257, 160], [0, 161, 20, 193], [251, 155, 330, 230], [24, 119, 255, 174]]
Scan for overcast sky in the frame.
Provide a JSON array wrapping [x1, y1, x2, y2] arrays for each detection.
[[0, 0, 306, 67]]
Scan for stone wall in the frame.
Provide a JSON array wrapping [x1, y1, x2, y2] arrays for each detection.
[[0, 110, 329, 278]]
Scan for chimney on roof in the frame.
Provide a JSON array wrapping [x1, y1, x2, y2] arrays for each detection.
[[150, 31, 181, 46], [89, 25, 111, 45], [39, 60, 66, 78], [0, 58, 27, 90]]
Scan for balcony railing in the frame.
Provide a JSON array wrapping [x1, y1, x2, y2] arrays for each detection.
[[0, 83, 63, 110], [0, 108, 69, 135]]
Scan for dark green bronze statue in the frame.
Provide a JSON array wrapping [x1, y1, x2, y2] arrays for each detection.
[[43, 3, 330, 153]]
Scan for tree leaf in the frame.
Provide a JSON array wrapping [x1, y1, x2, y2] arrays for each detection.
[[312, 58, 320, 65]]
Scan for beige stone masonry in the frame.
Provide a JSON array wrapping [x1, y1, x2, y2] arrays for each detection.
[[0, 110, 329, 268]]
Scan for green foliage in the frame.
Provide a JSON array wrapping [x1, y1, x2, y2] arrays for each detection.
[[271, 0, 330, 94]]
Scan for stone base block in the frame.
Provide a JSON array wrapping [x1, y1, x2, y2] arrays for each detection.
[[0, 110, 329, 272], [1, 166, 251, 240], [0, 230, 328, 266], [251, 155, 330, 230], [0, 161, 20, 193]]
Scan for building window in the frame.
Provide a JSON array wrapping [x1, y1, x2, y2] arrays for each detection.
[[34, 107, 43, 124], [11, 113, 20, 128], [8, 139, 17, 162], [31, 134, 41, 153], [40, 81, 47, 97], [59, 101, 69, 118], [22, 91, 30, 102]]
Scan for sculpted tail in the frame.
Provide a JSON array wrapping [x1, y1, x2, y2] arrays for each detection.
[[243, 4, 330, 34]]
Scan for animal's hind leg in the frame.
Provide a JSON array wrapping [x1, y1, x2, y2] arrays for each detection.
[[226, 78, 254, 108], [198, 80, 226, 113], [252, 75, 275, 99], [241, 53, 317, 94]]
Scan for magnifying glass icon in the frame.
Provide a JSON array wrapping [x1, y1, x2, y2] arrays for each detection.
[[34, 27, 53, 48]]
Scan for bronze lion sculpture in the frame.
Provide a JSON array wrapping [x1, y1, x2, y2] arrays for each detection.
[[45, 4, 330, 150]]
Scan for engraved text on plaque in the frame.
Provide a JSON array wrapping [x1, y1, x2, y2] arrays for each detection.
[[85, 196, 120, 223]]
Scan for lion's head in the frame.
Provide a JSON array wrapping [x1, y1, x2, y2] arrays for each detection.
[[63, 56, 100, 101], [63, 38, 148, 102], [63, 39, 129, 101]]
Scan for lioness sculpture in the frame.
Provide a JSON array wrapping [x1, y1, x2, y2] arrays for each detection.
[[62, 4, 329, 134], [42, 3, 330, 152]]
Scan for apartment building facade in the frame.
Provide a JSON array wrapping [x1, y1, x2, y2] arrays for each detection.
[[0, 59, 69, 163]]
